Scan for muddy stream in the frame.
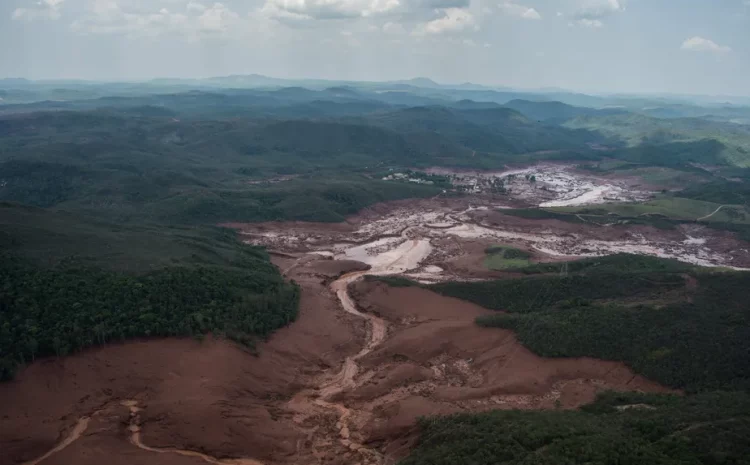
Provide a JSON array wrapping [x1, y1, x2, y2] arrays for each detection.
[[21, 229, 427, 465]]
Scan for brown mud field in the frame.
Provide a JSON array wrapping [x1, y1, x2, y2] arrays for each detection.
[[3, 253, 673, 465]]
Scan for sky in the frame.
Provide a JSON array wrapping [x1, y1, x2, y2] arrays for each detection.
[[1, 0, 749, 96]]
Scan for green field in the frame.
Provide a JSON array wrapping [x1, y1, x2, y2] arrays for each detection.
[[483, 245, 532, 270], [554, 197, 750, 223]]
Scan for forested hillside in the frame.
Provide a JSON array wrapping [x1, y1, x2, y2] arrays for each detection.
[[0, 203, 300, 380], [394, 253, 750, 464], [420, 256, 750, 391], [402, 391, 750, 465], [565, 113, 750, 166]]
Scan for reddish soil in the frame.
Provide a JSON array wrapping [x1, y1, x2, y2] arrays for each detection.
[[305, 259, 371, 278], [0, 234, 676, 465], [426, 237, 532, 279], [0, 267, 364, 465], [347, 281, 673, 459]]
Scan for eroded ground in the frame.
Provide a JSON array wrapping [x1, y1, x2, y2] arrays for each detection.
[[3, 164, 744, 465]]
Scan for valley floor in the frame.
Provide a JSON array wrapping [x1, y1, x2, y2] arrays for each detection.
[[0, 250, 671, 465], [4, 165, 748, 465]]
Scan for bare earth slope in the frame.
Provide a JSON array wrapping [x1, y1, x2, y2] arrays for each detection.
[[0, 267, 364, 465], [346, 280, 672, 458]]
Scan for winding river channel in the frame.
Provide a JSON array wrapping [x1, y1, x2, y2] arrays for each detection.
[[21, 232, 429, 465]]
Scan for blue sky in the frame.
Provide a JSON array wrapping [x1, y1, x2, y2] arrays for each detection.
[[1, 0, 749, 95]]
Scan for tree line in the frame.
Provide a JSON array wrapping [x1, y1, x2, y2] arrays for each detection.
[[0, 254, 300, 380]]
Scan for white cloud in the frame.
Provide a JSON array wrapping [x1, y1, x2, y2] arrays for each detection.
[[261, 0, 402, 21], [70, 1, 241, 38], [260, 0, 471, 24], [681, 36, 731, 54], [570, 0, 624, 27], [575, 18, 603, 27], [414, 7, 474, 34], [12, 0, 65, 21], [499, 2, 541, 20]]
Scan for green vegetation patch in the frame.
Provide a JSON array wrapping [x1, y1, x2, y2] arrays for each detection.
[[0, 202, 264, 272], [0, 254, 300, 381], [379, 254, 750, 391], [429, 271, 685, 314], [469, 271, 750, 391], [556, 197, 750, 223], [680, 179, 750, 206], [483, 245, 532, 270], [400, 391, 750, 465], [0, 204, 301, 381], [510, 253, 693, 275], [565, 113, 750, 167], [502, 196, 750, 241]]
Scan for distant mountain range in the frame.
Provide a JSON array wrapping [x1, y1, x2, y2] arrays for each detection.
[[2, 74, 750, 108]]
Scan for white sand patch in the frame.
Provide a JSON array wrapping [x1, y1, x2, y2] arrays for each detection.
[[442, 223, 560, 243], [683, 236, 707, 245], [241, 164, 746, 271], [310, 250, 334, 257], [540, 185, 628, 207], [372, 239, 433, 273], [337, 237, 405, 263]]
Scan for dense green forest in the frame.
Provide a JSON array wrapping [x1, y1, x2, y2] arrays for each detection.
[[475, 272, 750, 391], [3, 85, 750, 230], [397, 254, 750, 464], [0, 254, 299, 380], [0, 202, 302, 379], [429, 270, 686, 313], [401, 391, 750, 465], [415, 255, 749, 391], [0, 203, 302, 380], [377, 252, 750, 392], [564, 113, 750, 167]]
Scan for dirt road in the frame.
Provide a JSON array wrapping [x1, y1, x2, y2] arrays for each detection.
[[697, 205, 728, 221]]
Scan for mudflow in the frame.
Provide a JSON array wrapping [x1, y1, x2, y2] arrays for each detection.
[[1, 196, 686, 465]]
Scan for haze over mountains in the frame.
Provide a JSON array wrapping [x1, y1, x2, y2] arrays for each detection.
[[3, 74, 750, 108]]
